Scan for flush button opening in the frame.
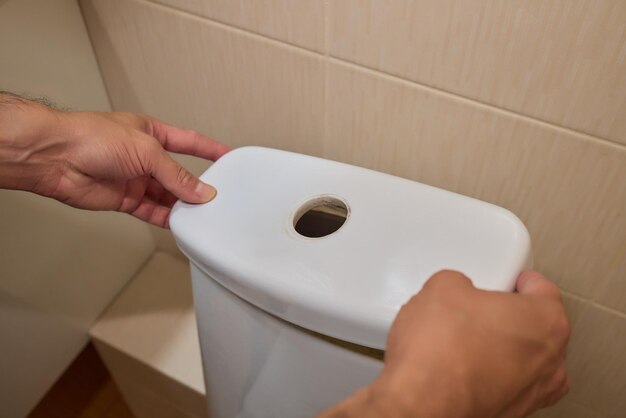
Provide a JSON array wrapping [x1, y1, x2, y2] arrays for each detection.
[[292, 196, 349, 238]]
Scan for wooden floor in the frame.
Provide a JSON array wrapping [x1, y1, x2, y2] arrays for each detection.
[[28, 343, 135, 418]]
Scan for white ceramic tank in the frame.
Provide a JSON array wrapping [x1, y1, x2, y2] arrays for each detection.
[[170, 146, 532, 418]]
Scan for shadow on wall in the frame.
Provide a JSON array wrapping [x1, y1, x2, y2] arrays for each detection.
[[0, 190, 153, 322], [0, 188, 154, 416]]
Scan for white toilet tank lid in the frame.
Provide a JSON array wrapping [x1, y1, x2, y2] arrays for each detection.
[[170, 147, 531, 350]]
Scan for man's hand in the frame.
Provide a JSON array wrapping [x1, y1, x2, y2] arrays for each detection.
[[320, 271, 570, 418], [0, 95, 230, 227]]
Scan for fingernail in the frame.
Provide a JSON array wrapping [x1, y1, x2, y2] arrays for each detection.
[[195, 182, 217, 202]]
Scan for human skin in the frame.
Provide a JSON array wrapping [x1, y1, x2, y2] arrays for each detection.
[[1, 94, 570, 417], [319, 270, 570, 418], [0, 93, 230, 227]]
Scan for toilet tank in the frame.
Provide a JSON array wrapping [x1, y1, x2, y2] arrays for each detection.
[[170, 146, 531, 350], [170, 147, 531, 417]]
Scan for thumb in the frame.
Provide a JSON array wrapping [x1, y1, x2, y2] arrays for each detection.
[[516, 271, 561, 300], [150, 149, 217, 203]]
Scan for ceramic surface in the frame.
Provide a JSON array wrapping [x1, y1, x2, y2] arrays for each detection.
[[190, 263, 383, 418], [171, 147, 531, 349]]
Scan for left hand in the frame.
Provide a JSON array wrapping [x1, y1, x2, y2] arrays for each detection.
[[0, 97, 230, 227]]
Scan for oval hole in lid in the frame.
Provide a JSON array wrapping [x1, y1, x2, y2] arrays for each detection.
[[293, 196, 349, 238]]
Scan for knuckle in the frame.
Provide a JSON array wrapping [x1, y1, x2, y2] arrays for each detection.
[[554, 367, 568, 388], [137, 142, 159, 173], [424, 270, 472, 293], [559, 314, 572, 340], [562, 377, 571, 396], [176, 166, 194, 187], [128, 112, 148, 126], [399, 293, 421, 312], [518, 271, 561, 298], [550, 307, 571, 345], [546, 281, 562, 298], [542, 369, 569, 407], [112, 112, 151, 133], [521, 270, 547, 282], [111, 111, 137, 124], [420, 270, 474, 311]]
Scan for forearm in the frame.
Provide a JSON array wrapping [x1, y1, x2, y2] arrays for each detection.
[[0, 93, 67, 193]]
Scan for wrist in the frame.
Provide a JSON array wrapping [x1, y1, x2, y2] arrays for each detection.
[[320, 380, 452, 418], [368, 366, 473, 418], [319, 370, 471, 418], [0, 94, 68, 192], [318, 384, 405, 418]]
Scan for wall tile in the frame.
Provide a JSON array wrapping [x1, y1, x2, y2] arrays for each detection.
[[150, 225, 185, 259], [593, 247, 626, 314], [567, 305, 626, 417], [81, 0, 325, 156], [149, 0, 324, 52], [0, 0, 110, 111], [548, 296, 610, 418], [515, 294, 616, 418], [530, 398, 604, 418], [108, 368, 201, 418], [326, 62, 626, 299], [91, 252, 207, 417], [0, 190, 155, 418], [528, 294, 608, 418], [330, 0, 626, 145], [0, 0, 132, 415], [562, 293, 587, 329], [90, 253, 204, 396], [0, 190, 155, 331]]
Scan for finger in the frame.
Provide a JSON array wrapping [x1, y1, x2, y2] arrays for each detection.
[[149, 148, 217, 204], [516, 271, 561, 300], [145, 178, 179, 207], [118, 176, 150, 213], [147, 117, 231, 161], [130, 198, 172, 228], [543, 370, 570, 407], [422, 269, 475, 292]]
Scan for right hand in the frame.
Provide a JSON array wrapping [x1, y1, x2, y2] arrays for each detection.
[[375, 270, 570, 418], [0, 94, 230, 227]]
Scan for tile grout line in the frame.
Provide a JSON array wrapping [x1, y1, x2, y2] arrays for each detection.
[[323, 0, 330, 157], [78, 0, 116, 113], [140, 0, 626, 153], [327, 58, 626, 152], [588, 300, 626, 320], [141, 0, 324, 56], [566, 399, 610, 418], [561, 289, 589, 303], [561, 290, 626, 320]]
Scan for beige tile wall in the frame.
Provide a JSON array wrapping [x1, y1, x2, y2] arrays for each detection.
[[148, 0, 324, 51], [81, 1, 626, 417], [330, 0, 626, 145], [91, 252, 207, 418], [0, 0, 155, 416]]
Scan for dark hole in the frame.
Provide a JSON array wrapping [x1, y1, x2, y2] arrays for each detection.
[[294, 200, 348, 238]]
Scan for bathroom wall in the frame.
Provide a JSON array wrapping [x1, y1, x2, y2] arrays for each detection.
[[0, 0, 155, 416], [80, 1, 626, 417]]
